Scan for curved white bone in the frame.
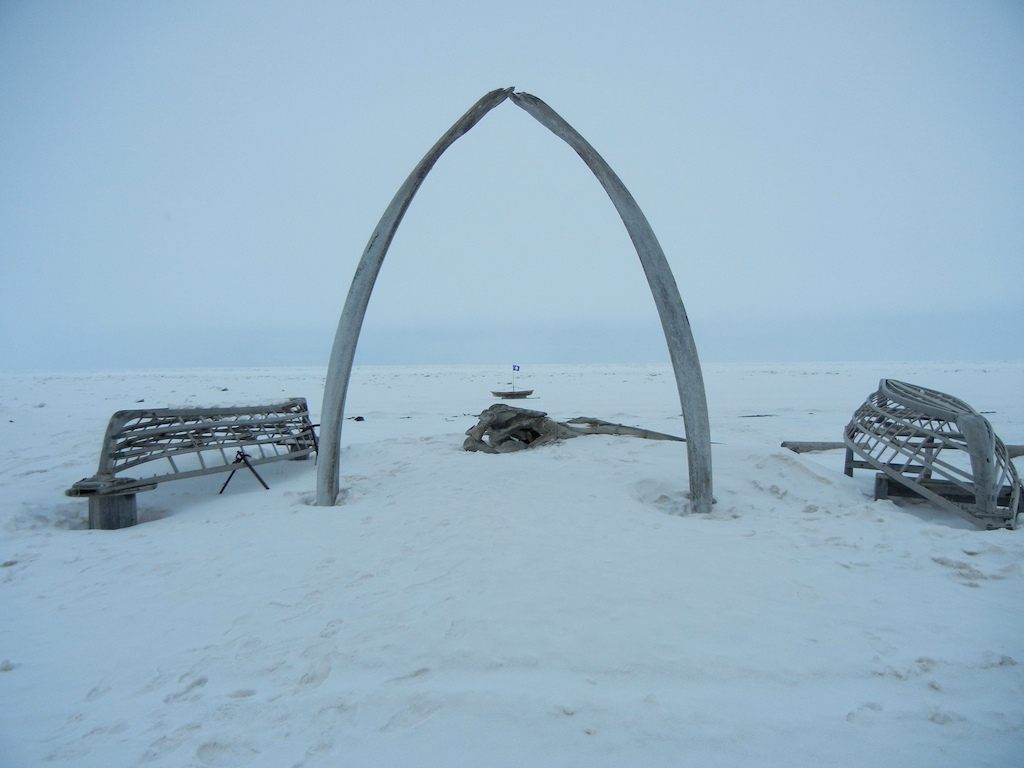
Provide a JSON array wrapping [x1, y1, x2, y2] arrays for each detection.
[[317, 88, 713, 514]]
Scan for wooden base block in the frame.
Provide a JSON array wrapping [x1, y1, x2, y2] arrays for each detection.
[[88, 494, 138, 530]]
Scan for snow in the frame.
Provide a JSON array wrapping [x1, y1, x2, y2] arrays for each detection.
[[2, 362, 1022, 767]]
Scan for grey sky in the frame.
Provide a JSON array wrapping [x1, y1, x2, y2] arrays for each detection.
[[2, 0, 1021, 370]]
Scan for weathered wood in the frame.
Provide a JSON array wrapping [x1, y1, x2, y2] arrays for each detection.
[[318, 89, 713, 513], [844, 379, 1022, 529], [783, 440, 1024, 458], [68, 399, 317, 529], [88, 493, 138, 531], [873, 473, 1023, 530], [874, 473, 1022, 508], [781, 441, 847, 453]]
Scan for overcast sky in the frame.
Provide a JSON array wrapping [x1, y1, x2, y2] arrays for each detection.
[[1, 0, 1021, 370]]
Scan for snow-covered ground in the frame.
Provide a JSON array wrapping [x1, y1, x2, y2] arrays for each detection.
[[2, 362, 1022, 767]]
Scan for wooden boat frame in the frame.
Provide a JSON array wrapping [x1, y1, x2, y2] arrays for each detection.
[[844, 379, 1022, 529]]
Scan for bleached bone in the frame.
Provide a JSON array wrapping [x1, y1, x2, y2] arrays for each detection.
[[462, 404, 685, 454], [317, 89, 712, 513]]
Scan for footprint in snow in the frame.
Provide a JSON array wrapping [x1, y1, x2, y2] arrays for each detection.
[[164, 675, 207, 703], [379, 697, 442, 732], [931, 556, 988, 585], [927, 708, 965, 726], [845, 702, 882, 723], [196, 740, 259, 767], [387, 667, 431, 683], [630, 479, 690, 515], [298, 656, 332, 688]]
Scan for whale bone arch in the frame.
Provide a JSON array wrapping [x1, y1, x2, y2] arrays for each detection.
[[316, 87, 713, 514]]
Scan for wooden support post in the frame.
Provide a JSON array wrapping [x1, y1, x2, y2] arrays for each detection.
[[88, 494, 138, 530], [873, 474, 889, 500]]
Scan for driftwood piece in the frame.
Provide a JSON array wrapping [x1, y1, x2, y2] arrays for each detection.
[[783, 440, 1024, 459], [464, 404, 684, 454], [781, 441, 846, 453]]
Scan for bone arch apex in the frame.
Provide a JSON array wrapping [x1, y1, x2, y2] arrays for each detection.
[[316, 88, 713, 514]]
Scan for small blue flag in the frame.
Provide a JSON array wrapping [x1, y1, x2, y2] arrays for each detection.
[[512, 364, 520, 371]]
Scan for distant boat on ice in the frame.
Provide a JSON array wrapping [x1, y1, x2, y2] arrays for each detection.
[[490, 389, 534, 399]]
